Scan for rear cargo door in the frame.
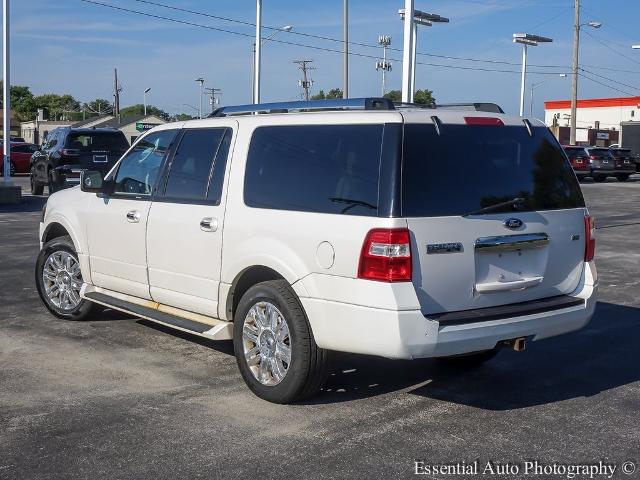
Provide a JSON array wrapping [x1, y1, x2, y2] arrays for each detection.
[[401, 119, 587, 314], [66, 131, 129, 173]]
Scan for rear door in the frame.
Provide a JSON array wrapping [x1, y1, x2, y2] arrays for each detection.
[[146, 123, 236, 318], [64, 131, 129, 174], [401, 119, 587, 314]]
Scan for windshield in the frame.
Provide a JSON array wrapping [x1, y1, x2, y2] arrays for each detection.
[[65, 132, 128, 152], [402, 124, 585, 217]]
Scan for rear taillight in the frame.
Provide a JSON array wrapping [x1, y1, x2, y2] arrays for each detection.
[[584, 215, 596, 262], [464, 117, 505, 126], [60, 148, 79, 157], [358, 228, 412, 282], [575, 156, 585, 164]]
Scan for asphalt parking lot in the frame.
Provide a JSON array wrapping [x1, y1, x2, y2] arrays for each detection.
[[1, 175, 639, 480]]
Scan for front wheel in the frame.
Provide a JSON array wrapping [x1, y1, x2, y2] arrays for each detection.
[[233, 279, 329, 404], [30, 171, 44, 195], [35, 235, 95, 320], [593, 175, 607, 183]]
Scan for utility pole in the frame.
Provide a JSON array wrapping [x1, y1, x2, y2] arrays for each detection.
[[294, 60, 314, 101], [376, 36, 392, 96], [3, 0, 11, 182], [570, 0, 580, 145], [254, 0, 262, 104], [204, 87, 222, 114], [113, 68, 121, 118], [401, 0, 415, 103], [343, 0, 348, 98]]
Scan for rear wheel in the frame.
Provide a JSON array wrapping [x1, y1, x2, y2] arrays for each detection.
[[35, 235, 95, 320], [30, 170, 44, 195], [438, 348, 501, 368], [233, 279, 329, 404], [617, 174, 630, 182], [593, 175, 607, 183], [48, 170, 59, 194]]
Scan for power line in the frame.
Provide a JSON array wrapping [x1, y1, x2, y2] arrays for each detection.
[[578, 71, 635, 97], [128, 0, 567, 69], [79, 0, 570, 76], [582, 29, 640, 67], [580, 67, 640, 93]]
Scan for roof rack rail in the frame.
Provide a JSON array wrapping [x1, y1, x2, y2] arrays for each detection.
[[209, 97, 395, 117], [435, 102, 505, 114]]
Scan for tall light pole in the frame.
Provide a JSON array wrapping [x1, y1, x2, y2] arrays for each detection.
[[570, 0, 602, 144], [530, 74, 567, 117], [143, 87, 151, 116], [400, 0, 414, 103], [513, 33, 553, 117], [253, 0, 263, 104], [251, 25, 292, 104], [3, 0, 11, 182], [195, 77, 204, 119], [399, 8, 449, 103], [343, 0, 349, 99], [376, 36, 392, 96]]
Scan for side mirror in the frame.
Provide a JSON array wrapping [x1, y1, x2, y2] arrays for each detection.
[[81, 170, 105, 193]]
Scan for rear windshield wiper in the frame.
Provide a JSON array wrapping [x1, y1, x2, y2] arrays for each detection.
[[330, 197, 377, 214], [462, 197, 525, 217]]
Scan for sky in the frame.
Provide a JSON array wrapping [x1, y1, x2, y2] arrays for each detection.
[[5, 0, 640, 118]]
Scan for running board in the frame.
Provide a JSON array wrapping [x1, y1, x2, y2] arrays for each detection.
[[83, 291, 233, 341]]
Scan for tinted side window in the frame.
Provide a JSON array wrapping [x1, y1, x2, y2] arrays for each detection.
[[244, 125, 384, 216], [164, 128, 229, 201], [402, 125, 585, 217], [114, 130, 177, 196]]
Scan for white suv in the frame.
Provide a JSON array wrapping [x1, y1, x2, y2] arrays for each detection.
[[36, 98, 598, 404]]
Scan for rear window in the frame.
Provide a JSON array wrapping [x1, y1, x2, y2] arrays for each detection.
[[402, 124, 585, 217], [244, 124, 384, 216], [563, 147, 586, 159], [610, 149, 631, 155], [66, 132, 128, 152]]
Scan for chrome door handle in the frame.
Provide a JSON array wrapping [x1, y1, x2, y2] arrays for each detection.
[[126, 210, 141, 223], [200, 217, 218, 232]]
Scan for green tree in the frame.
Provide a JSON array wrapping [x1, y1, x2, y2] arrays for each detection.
[[119, 104, 171, 122], [33, 93, 81, 120], [172, 113, 195, 121], [311, 88, 344, 100], [83, 98, 113, 115], [0, 82, 37, 121], [384, 89, 435, 105]]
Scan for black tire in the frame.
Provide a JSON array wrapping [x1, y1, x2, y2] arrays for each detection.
[[30, 171, 44, 195], [35, 235, 95, 321], [438, 347, 501, 368], [233, 279, 329, 404], [48, 170, 59, 194], [593, 175, 607, 183], [617, 174, 630, 182]]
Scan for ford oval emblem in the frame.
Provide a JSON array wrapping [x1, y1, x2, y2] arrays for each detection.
[[504, 218, 524, 230]]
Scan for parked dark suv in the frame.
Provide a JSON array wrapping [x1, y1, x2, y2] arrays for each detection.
[[608, 147, 636, 181], [30, 127, 129, 195], [562, 146, 625, 182]]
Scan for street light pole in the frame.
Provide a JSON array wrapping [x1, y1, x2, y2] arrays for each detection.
[[401, 0, 414, 103], [519, 43, 528, 117], [253, 0, 262, 104], [143, 87, 151, 116], [343, 0, 348, 99], [570, 0, 580, 145], [251, 25, 292, 104], [195, 78, 204, 119], [3, 0, 11, 182]]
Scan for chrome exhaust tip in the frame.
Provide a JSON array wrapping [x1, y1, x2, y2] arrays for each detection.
[[503, 337, 527, 352]]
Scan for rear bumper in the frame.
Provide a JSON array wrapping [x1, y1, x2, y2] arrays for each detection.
[[301, 262, 597, 360]]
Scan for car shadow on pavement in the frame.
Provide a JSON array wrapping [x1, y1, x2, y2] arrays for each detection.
[[309, 301, 640, 408], [0, 194, 47, 213]]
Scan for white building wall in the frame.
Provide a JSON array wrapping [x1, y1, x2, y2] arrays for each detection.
[[545, 105, 639, 130]]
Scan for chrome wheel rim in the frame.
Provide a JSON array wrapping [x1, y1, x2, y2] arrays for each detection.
[[242, 301, 291, 386], [42, 251, 83, 311]]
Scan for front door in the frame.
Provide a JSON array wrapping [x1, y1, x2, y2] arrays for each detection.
[[146, 124, 236, 318], [85, 128, 179, 299]]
